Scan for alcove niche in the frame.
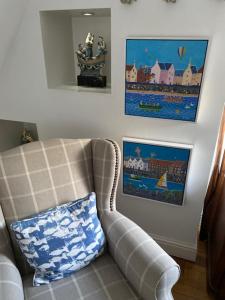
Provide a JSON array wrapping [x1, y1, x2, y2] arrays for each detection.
[[0, 119, 39, 152], [40, 8, 111, 94]]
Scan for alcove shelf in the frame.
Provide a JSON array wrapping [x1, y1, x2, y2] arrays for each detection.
[[40, 8, 111, 94], [0, 119, 39, 152]]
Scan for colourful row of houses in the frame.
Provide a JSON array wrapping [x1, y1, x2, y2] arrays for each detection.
[[126, 60, 203, 86], [124, 156, 187, 179]]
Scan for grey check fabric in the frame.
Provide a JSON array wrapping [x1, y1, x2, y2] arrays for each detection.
[[92, 139, 121, 212], [23, 253, 140, 300], [0, 254, 24, 300], [0, 204, 14, 261], [0, 139, 180, 300], [101, 211, 180, 300]]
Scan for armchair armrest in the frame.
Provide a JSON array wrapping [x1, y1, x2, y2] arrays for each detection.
[[101, 211, 180, 300], [0, 254, 24, 300], [0, 205, 24, 299], [0, 204, 15, 260]]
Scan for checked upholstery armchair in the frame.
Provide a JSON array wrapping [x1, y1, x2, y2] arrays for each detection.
[[0, 139, 180, 300]]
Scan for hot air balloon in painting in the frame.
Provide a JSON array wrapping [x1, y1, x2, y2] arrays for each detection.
[[178, 47, 186, 60]]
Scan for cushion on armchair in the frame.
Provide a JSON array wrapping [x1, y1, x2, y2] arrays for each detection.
[[10, 192, 105, 286]]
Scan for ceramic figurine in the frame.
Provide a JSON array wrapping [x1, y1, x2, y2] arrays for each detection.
[[85, 33, 94, 58], [21, 128, 34, 144], [76, 33, 107, 88], [77, 44, 87, 60], [96, 36, 107, 57]]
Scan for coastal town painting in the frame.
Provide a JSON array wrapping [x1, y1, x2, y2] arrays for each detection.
[[125, 39, 209, 122], [123, 138, 192, 205]]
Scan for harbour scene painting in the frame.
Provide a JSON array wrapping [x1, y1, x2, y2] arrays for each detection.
[[125, 39, 209, 122], [123, 139, 192, 205]]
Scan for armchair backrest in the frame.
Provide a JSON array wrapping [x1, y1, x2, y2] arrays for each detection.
[[0, 138, 121, 275]]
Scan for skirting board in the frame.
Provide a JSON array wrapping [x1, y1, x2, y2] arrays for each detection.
[[150, 233, 197, 262]]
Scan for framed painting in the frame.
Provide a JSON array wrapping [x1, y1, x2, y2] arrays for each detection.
[[123, 138, 193, 206], [125, 38, 209, 122]]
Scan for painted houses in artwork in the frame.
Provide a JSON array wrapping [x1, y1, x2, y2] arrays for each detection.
[[151, 60, 175, 85], [137, 68, 145, 83], [182, 63, 192, 85], [124, 156, 188, 183], [182, 63, 202, 86], [124, 157, 148, 171], [126, 64, 137, 82], [148, 158, 187, 183], [174, 70, 184, 85], [173, 65, 203, 86], [192, 66, 203, 86], [137, 67, 152, 83], [126, 62, 203, 86]]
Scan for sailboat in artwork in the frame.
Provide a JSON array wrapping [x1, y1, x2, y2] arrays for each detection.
[[156, 172, 168, 189]]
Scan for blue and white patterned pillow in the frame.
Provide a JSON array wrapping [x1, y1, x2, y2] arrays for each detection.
[[10, 192, 105, 286]]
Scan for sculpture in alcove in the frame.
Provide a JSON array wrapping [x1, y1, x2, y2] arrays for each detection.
[[75, 33, 107, 88], [21, 128, 34, 144]]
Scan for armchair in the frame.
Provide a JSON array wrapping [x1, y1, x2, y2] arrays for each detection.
[[0, 139, 180, 300]]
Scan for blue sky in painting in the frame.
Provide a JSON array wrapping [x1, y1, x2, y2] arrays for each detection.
[[126, 39, 208, 70], [124, 141, 190, 162]]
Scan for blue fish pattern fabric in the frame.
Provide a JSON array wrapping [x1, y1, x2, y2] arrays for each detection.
[[10, 192, 105, 286]]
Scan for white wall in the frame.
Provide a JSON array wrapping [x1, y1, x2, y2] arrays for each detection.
[[40, 11, 75, 88], [0, 0, 29, 72], [0, 0, 225, 260]]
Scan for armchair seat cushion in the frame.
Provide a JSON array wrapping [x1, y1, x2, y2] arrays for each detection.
[[23, 253, 140, 300]]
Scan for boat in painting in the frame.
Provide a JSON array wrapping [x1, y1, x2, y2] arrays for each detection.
[[156, 173, 168, 190], [164, 96, 183, 103], [130, 174, 142, 181], [139, 101, 162, 111]]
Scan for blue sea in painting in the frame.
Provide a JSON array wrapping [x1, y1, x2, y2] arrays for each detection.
[[125, 92, 198, 121]]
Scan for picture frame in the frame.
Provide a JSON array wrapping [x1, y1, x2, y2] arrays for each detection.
[[125, 38, 209, 122], [123, 137, 193, 206]]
